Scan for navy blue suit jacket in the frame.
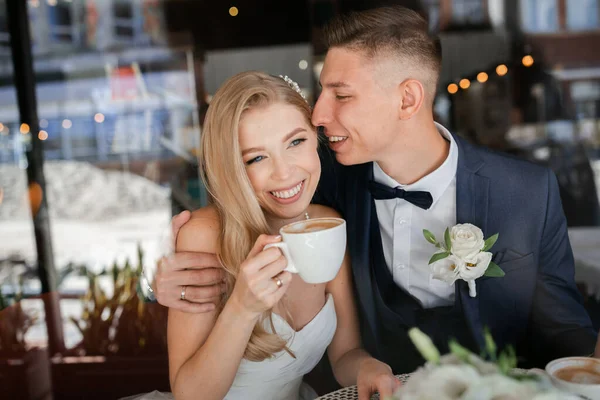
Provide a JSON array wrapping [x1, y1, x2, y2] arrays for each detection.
[[314, 134, 597, 366]]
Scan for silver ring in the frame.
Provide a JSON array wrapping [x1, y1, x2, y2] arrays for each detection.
[[181, 286, 187, 301], [274, 277, 282, 288]]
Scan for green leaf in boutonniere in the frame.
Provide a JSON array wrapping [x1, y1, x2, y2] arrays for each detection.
[[444, 227, 452, 252], [484, 261, 505, 277], [428, 251, 450, 265], [482, 233, 499, 252], [423, 229, 437, 245]]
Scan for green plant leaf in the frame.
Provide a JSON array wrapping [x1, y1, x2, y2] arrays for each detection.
[[484, 262, 505, 277], [444, 227, 452, 252], [408, 328, 440, 364], [449, 338, 471, 363], [484, 327, 497, 361], [482, 233, 499, 252], [498, 345, 517, 375], [428, 251, 450, 265], [423, 229, 437, 245]]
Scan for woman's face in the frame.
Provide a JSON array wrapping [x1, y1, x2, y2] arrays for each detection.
[[239, 102, 320, 221]]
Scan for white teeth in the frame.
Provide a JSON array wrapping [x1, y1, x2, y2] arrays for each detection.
[[271, 181, 303, 199], [329, 136, 347, 142]]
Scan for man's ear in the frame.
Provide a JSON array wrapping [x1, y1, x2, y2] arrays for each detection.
[[397, 79, 425, 120]]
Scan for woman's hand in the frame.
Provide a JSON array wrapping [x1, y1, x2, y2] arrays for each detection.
[[229, 234, 292, 319], [357, 358, 401, 400]]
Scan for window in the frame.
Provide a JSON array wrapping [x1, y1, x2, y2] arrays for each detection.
[[571, 81, 600, 119], [422, 0, 441, 32], [452, 0, 486, 25], [520, 0, 559, 33], [566, 0, 600, 31], [46, 0, 82, 46]]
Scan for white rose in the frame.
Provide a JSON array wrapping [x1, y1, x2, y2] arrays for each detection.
[[431, 254, 464, 285], [450, 223, 485, 261]]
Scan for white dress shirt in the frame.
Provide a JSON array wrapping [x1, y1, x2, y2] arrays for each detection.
[[373, 123, 458, 308]]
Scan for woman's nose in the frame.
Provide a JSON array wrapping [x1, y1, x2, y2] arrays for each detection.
[[271, 156, 293, 180]]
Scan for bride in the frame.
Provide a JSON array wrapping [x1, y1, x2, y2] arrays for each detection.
[[161, 71, 398, 400]]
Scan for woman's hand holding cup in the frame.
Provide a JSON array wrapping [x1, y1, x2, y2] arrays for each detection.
[[229, 234, 292, 319]]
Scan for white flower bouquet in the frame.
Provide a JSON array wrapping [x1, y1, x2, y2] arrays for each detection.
[[423, 224, 505, 297], [389, 329, 578, 400]]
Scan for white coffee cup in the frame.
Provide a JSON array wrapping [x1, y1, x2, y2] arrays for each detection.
[[545, 356, 600, 399], [264, 217, 346, 284]]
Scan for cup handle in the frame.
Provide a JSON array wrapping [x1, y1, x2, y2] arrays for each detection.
[[263, 242, 298, 274]]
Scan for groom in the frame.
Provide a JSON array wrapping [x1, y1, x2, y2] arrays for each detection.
[[151, 6, 596, 372]]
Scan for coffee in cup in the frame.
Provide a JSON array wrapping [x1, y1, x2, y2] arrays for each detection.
[[265, 217, 346, 284], [546, 356, 600, 398]]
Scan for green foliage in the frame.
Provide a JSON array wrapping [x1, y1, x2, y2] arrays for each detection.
[[68, 244, 168, 357]]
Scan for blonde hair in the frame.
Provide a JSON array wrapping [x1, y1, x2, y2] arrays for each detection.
[[200, 71, 312, 361]]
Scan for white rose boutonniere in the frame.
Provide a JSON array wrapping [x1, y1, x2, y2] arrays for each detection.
[[423, 224, 504, 297]]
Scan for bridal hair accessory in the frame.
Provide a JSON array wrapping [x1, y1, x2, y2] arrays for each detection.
[[279, 75, 307, 102]]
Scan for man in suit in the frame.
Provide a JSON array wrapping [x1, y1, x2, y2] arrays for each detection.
[[148, 6, 596, 372]]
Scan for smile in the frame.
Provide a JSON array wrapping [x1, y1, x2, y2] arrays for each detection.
[[328, 136, 347, 142], [270, 181, 304, 199]]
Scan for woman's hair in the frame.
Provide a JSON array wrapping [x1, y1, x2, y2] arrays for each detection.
[[199, 71, 312, 361]]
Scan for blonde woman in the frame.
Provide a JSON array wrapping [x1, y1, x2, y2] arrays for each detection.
[[167, 72, 398, 400]]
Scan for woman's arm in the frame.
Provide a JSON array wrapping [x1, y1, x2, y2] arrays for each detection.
[[168, 210, 288, 400]]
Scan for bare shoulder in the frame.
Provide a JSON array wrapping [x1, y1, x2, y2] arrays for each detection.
[[176, 205, 221, 253], [307, 204, 342, 219]]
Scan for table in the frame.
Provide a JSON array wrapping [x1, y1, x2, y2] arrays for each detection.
[[315, 374, 411, 400]]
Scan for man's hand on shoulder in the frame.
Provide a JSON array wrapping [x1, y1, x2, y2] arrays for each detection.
[[153, 210, 225, 313]]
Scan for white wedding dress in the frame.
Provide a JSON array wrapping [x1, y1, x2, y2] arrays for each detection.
[[125, 294, 337, 400]]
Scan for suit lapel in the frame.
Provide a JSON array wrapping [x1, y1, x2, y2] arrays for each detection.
[[347, 162, 379, 339], [455, 136, 489, 351]]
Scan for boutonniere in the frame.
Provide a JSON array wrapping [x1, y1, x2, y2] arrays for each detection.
[[423, 224, 504, 297]]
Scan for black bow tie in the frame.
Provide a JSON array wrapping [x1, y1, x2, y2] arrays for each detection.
[[368, 180, 433, 210]]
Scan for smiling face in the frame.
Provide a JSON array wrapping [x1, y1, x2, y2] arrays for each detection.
[[311, 47, 402, 166], [239, 102, 320, 221]]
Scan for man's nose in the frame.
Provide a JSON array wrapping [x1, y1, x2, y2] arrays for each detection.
[[311, 95, 332, 127]]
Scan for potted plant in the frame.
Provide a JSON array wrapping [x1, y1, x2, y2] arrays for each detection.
[[51, 246, 170, 400], [0, 288, 52, 400]]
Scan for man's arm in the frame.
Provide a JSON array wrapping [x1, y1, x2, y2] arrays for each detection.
[[530, 170, 597, 363], [140, 210, 225, 313]]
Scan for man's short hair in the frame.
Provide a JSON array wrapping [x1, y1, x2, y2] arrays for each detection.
[[323, 6, 442, 97]]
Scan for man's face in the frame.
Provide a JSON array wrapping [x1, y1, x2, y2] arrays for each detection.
[[312, 47, 400, 166]]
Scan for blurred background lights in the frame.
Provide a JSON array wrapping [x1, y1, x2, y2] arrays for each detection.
[[496, 64, 508, 76], [522, 55, 534, 67]]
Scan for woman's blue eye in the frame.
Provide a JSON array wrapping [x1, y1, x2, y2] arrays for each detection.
[[246, 155, 264, 165], [290, 138, 307, 147]]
